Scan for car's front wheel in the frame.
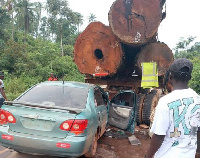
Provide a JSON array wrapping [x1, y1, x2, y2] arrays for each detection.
[[84, 133, 98, 157]]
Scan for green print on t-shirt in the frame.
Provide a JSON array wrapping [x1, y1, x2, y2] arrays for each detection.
[[168, 98, 194, 136]]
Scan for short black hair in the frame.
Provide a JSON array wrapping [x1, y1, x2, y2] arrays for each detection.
[[169, 58, 193, 82]]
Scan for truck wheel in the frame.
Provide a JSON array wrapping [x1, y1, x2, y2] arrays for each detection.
[[142, 94, 158, 126], [136, 94, 145, 125], [84, 133, 98, 157]]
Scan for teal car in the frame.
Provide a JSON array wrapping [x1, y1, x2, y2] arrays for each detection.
[[0, 81, 137, 157]]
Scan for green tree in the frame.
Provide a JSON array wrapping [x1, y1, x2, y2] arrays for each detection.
[[14, 0, 42, 38], [74, 12, 83, 33], [46, 0, 81, 56], [51, 56, 84, 81], [39, 17, 50, 40], [0, 39, 25, 73], [0, 7, 11, 48], [88, 13, 96, 23], [0, 0, 85, 101], [1, 0, 17, 40], [189, 58, 200, 94], [174, 36, 196, 59]]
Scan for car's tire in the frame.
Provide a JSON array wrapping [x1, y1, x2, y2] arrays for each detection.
[[84, 133, 98, 158]]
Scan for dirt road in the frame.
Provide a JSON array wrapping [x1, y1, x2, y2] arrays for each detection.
[[95, 126, 150, 158]]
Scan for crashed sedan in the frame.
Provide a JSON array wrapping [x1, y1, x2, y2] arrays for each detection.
[[0, 81, 137, 157]]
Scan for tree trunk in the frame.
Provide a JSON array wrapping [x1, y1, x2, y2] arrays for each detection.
[[135, 42, 174, 76], [11, 13, 14, 40], [74, 21, 124, 76], [61, 33, 63, 56], [60, 25, 64, 56], [108, 0, 162, 46]]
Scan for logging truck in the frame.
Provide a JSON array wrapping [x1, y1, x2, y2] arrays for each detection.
[[73, 0, 173, 126]]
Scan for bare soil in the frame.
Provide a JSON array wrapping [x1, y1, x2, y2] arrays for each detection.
[[93, 126, 200, 158], [94, 126, 150, 158]]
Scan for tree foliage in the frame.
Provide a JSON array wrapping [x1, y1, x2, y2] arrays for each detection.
[[88, 13, 96, 23], [0, 7, 11, 46], [0, 0, 86, 100]]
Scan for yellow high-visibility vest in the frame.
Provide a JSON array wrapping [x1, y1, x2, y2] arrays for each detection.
[[141, 62, 159, 88]]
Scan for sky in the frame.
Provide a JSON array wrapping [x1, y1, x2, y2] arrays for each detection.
[[68, 0, 200, 50]]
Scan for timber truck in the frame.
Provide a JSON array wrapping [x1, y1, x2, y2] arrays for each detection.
[[73, 0, 173, 126]]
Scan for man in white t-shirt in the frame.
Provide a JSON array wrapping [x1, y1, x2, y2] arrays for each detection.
[[146, 58, 200, 158], [0, 72, 7, 106]]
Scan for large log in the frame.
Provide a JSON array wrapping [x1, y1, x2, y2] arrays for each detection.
[[108, 0, 163, 46], [135, 42, 174, 76], [74, 21, 124, 76]]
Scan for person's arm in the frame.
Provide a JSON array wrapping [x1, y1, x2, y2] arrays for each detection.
[[0, 87, 7, 101], [146, 134, 165, 158], [146, 98, 169, 158], [0, 81, 7, 101]]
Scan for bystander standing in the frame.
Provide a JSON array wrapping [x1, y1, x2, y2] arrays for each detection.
[[146, 58, 200, 158], [0, 72, 7, 107], [48, 73, 58, 81]]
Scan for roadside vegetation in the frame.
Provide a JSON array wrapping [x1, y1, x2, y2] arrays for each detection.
[[0, 1, 199, 100]]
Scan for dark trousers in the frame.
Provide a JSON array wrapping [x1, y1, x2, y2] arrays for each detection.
[[0, 98, 5, 107]]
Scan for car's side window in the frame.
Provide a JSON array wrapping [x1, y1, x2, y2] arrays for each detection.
[[94, 89, 106, 106], [112, 93, 134, 107]]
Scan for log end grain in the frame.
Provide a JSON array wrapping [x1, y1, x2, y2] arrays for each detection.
[[74, 21, 124, 76], [108, 0, 163, 46]]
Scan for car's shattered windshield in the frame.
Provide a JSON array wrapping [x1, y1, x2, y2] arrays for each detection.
[[16, 85, 88, 109]]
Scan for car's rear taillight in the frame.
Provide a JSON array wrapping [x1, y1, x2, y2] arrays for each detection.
[[0, 109, 16, 125], [60, 119, 88, 135], [60, 120, 74, 131]]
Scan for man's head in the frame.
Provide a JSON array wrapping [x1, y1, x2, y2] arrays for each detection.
[[0, 72, 4, 80], [169, 58, 193, 82], [50, 73, 54, 77]]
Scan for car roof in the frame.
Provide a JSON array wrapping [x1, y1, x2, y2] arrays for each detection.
[[38, 81, 95, 89]]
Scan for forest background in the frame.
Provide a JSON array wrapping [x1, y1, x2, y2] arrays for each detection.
[[0, 0, 200, 100]]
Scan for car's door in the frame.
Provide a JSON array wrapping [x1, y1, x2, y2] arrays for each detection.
[[94, 86, 109, 136], [108, 91, 136, 132]]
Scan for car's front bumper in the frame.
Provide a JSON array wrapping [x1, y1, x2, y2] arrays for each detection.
[[0, 125, 93, 157]]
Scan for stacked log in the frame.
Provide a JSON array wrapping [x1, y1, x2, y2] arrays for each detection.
[[135, 43, 174, 76], [108, 0, 163, 46], [74, 0, 173, 79], [74, 22, 125, 76]]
